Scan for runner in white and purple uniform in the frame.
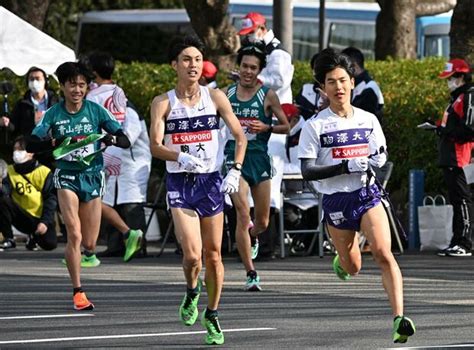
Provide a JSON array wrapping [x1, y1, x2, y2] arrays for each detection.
[[149, 35, 247, 346], [298, 48, 416, 344]]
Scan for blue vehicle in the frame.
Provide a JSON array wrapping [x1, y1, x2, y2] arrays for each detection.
[[76, 1, 452, 62]]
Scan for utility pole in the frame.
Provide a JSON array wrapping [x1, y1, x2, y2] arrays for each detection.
[[319, 0, 326, 52], [273, 0, 293, 55]]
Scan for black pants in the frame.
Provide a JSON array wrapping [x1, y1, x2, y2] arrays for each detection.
[[0, 194, 57, 250], [102, 202, 146, 253], [443, 167, 473, 250]]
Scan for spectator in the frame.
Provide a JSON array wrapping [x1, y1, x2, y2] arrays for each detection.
[[238, 12, 294, 237], [295, 53, 325, 120], [436, 58, 474, 257], [85, 51, 149, 262], [3, 67, 59, 137], [341, 47, 384, 122], [199, 61, 218, 89], [282, 103, 305, 174], [0, 136, 57, 251]]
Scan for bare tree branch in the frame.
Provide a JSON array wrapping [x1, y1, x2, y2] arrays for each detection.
[[416, 0, 456, 16]]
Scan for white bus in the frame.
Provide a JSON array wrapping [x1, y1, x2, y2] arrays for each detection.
[[76, 1, 452, 62]]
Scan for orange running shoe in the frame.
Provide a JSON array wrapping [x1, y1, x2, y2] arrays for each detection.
[[73, 291, 95, 311]]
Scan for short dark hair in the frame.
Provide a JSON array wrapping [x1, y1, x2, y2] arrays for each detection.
[[452, 72, 472, 83], [14, 135, 26, 150], [88, 51, 115, 79], [314, 48, 355, 85], [55, 62, 92, 85], [25, 66, 48, 89], [341, 46, 365, 69], [236, 44, 267, 70], [168, 35, 205, 64]]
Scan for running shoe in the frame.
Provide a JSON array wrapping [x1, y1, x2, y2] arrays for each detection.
[[62, 254, 101, 268], [245, 271, 262, 291], [1, 239, 16, 250], [201, 310, 224, 345], [124, 229, 143, 262], [249, 221, 259, 260], [179, 279, 202, 326], [446, 245, 472, 257], [392, 315, 416, 343], [332, 255, 350, 281], [437, 246, 452, 257], [73, 291, 95, 311], [25, 238, 39, 251]]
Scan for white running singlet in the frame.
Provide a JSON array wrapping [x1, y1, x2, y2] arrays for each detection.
[[164, 86, 223, 173], [298, 106, 387, 194]]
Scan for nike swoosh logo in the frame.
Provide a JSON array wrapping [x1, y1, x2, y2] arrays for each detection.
[[211, 204, 220, 211], [198, 106, 205, 111]]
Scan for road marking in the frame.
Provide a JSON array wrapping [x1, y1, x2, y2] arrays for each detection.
[[388, 345, 474, 349], [0, 327, 276, 345], [0, 314, 94, 320]]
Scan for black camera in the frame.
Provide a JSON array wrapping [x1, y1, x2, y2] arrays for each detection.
[[0, 81, 14, 95]]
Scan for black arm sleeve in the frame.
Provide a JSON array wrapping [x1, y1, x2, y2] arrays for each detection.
[[300, 158, 348, 181], [25, 135, 54, 153], [111, 129, 131, 148], [39, 172, 57, 226]]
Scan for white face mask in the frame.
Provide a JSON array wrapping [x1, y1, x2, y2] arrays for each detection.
[[28, 79, 45, 94], [247, 33, 263, 44], [12, 150, 29, 164], [447, 78, 462, 92]]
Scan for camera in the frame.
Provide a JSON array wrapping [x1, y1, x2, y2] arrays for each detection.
[[0, 81, 14, 95]]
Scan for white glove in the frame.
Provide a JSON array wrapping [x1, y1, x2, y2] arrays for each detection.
[[220, 168, 241, 194], [369, 152, 387, 168], [177, 152, 205, 172], [347, 158, 369, 173]]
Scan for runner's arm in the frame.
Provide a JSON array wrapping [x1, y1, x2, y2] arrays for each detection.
[[300, 158, 348, 180], [103, 129, 131, 148], [149, 94, 181, 161], [266, 89, 290, 134], [25, 135, 66, 153]]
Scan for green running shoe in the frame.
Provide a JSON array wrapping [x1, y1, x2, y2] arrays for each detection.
[[62, 254, 101, 268], [179, 279, 202, 326], [332, 255, 350, 281], [392, 315, 416, 343], [124, 229, 143, 262], [201, 310, 224, 345], [245, 272, 262, 291]]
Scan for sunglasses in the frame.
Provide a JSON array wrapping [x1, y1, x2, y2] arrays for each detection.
[[240, 45, 264, 54]]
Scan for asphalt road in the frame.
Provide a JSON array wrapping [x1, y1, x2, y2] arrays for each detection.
[[0, 243, 473, 349]]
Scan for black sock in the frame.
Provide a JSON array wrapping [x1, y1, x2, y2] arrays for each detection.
[[123, 230, 131, 240], [250, 235, 257, 246], [205, 307, 218, 319], [84, 250, 94, 257], [247, 270, 257, 279], [73, 287, 83, 295], [186, 285, 200, 299]]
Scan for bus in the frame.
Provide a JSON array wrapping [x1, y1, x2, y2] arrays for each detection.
[[75, 1, 452, 63]]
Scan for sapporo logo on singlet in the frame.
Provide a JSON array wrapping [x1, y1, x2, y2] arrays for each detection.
[[167, 115, 218, 144], [320, 128, 371, 159]]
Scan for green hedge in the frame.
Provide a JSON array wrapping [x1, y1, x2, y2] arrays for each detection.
[[0, 57, 448, 200]]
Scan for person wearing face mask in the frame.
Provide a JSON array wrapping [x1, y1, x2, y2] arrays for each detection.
[[6, 67, 59, 138], [435, 58, 474, 257], [0, 136, 57, 251]]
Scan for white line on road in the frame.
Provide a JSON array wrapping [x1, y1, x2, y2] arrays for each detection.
[[388, 345, 474, 349], [0, 314, 95, 320], [0, 327, 276, 345]]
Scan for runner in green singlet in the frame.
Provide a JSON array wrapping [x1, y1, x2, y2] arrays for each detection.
[[223, 45, 290, 291]]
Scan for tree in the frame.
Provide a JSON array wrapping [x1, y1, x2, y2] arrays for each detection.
[[375, 0, 456, 60], [183, 0, 240, 70], [2, 0, 51, 30], [450, 0, 474, 63]]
